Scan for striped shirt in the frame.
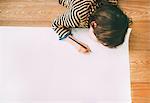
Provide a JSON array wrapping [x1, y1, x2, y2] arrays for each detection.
[[52, 0, 118, 40]]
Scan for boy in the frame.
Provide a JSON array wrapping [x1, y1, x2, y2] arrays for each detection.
[[52, 0, 129, 53]]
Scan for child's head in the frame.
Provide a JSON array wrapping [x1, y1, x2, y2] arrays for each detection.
[[89, 3, 130, 48]]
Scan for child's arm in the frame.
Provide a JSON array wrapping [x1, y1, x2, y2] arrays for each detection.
[[52, 1, 91, 53], [52, 8, 80, 40]]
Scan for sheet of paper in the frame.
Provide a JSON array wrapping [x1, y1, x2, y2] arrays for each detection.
[[0, 27, 132, 103]]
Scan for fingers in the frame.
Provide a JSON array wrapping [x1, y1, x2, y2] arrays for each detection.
[[85, 45, 92, 53]]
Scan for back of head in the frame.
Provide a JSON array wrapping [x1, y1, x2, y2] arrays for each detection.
[[90, 1, 129, 48]]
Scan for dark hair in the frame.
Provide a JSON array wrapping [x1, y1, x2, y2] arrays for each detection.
[[89, 1, 130, 48]]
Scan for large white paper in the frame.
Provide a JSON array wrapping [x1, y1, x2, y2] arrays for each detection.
[[0, 27, 132, 103]]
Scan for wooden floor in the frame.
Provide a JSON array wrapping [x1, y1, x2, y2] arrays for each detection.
[[0, 0, 150, 102]]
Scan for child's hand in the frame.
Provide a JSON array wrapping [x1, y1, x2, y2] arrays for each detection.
[[76, 43, 91, 53], [65, 35, 91, 54]]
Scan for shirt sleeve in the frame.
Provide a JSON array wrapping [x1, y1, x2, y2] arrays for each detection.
[[52, 8, 80, 40]]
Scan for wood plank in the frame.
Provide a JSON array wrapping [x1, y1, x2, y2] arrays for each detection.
[[129, 23, 150, 51], [131, 63, 150, 82], [0, 1, 66, 24], [0, 0, 150, 23], [119, 0, 150, 20], [131, 82, 150, 103]]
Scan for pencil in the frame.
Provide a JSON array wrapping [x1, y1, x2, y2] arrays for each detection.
[[68, 36, 91, 52]]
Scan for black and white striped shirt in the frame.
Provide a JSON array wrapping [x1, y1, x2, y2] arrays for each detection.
[[52, 0, 117, 40]]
